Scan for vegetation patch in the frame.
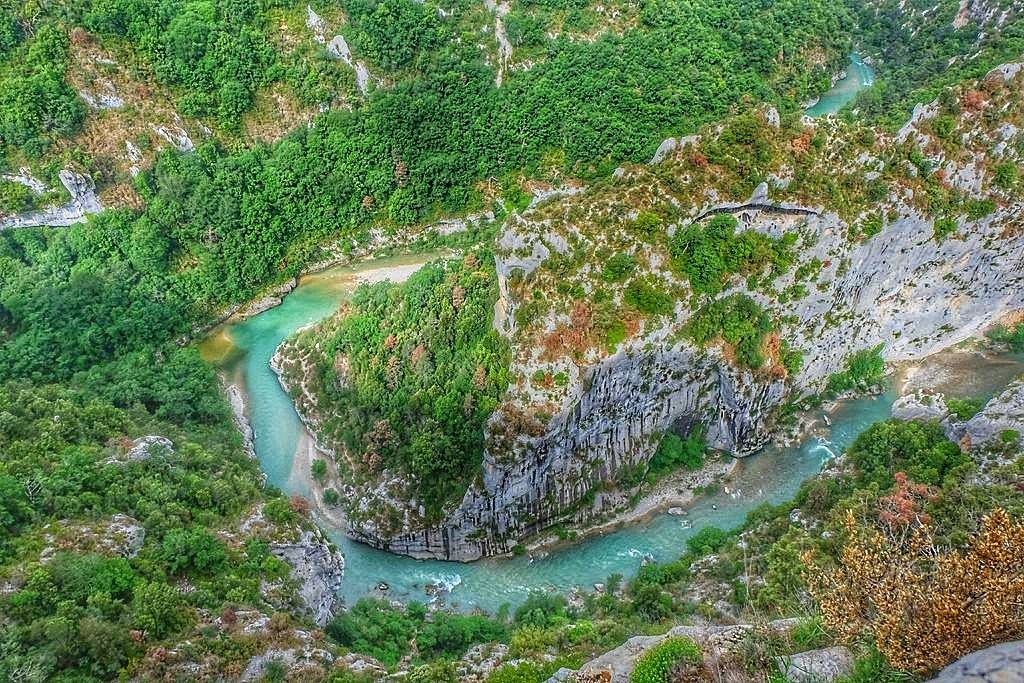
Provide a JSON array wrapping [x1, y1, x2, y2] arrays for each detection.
[[668, 214, 796, 295], [685, 294, 775, 369], [630, 636, 702, 683], [296, 251, 510, 517]]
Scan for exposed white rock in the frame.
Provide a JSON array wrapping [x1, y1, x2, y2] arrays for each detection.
[[0, 170, 102, 230], [458, 643, 510, 682], [78, 81, 125, 109], [236, 278, 298, 318], [240, 645, 334, 682], [988, 62, 1024, 82], [307, 4, 374, 94], [649, 134, 700, 164], [896, 100, 939, 144], [125, 141, 143, 177], [1, 167, 47, 194], [929, 640, 1024, 682], [39, 514, 145, 563], [561, 619, 797, 682], [227, 384, 256, 460], [485, 0, 512, 86], [270, 528, 345, 626], [152, 124, 194, 152], [126, 435, 174, 462]]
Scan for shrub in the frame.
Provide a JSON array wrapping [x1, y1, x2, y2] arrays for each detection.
[[791, 615, 829, 650], [630, 636, 702, 683], [964, 198, 996, 220], [686, 526, 728, 556], [993, 162, 1019, 191], [632, 212, 663, 237], [325, 599, 417, 666], [602, 253, 637, 282], [417, 613, 506, 659], [648, 428, 706, 476], [986, 322, 1024, 352], [623, 277, 675, 316], [933, 217, 957, 240], [806, 508, 1024, 674], [312, 459, 328, 481], [826, 345, 885, 394], [685, 294, 774, 368], [669, 214, 792, 294], [514, 592, 568, 627], [945, 397, 982, 421], [846, 419, 969, 488]]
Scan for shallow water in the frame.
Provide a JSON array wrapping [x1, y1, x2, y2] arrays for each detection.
[[806, 53, 875, 117], [203, 255, 1022, 614]]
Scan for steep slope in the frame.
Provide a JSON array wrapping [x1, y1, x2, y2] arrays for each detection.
[[281, 62, 1024, 560]]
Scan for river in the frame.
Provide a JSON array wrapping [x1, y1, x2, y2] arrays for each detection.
[[805, 53, 875, 116], [199, 253, 1023, 614]]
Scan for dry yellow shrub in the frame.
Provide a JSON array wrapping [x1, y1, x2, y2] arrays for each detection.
[[804, 508, 1024, 674]]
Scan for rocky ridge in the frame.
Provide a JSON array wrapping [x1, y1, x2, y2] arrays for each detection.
[[280, 64, 1024, 560]]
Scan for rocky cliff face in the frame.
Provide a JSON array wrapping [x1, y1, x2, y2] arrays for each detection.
[[270, 528, 346, 627], [357, 350, 786, 559], [285, 64, 1024, 560]]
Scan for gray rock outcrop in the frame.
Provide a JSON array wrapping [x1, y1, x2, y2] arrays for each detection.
[[964, 379, 1024, 450], [929, 640, 1024, 682], [556, 619, 797, 683], [270, 529, 345, 626], [777, 646, 856, 683], [892, 380, 1024, 459], [0, 170, 102, 230], [350, 347, 784, 560]]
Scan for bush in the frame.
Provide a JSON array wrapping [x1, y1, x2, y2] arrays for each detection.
[[514, 592, 568, 628], [417, 613, 506, 659], [648, 428, 706, 477], [623, 277, 675, 316], [993, 162, 1018, 191], [826, 345, 885, 394], [602, 253, 637, 282], [791, 615, 829, 650], [987, 322, 1024, 352], [945, 397, 982, 421], [685, 294, 774, 368], [846, 419, 969, 488], [669, 214, 793, 294], [933, 217, 957, 240], [325, 599, 417, 666], [630, 636, 702, 683], [965, 198, 996, 220], [686, 526, 728, 556]]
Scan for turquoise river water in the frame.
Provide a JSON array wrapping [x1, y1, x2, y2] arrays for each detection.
[[201, 254, 1023, 614], [805, 53, 875, 116]]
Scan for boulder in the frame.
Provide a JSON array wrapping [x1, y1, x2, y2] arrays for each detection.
[[964, 380, 1024, 451], [126, 435, 174, 461], [777, 646, 856, 683], [929, 640, 1024, 682]]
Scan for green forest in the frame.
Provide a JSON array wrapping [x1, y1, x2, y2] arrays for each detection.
[[293, 252, 510, 515], [1, 0, 1023, 677]]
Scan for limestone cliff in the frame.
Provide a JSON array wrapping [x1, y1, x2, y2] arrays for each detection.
[[282, 63, 1024, 560]]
